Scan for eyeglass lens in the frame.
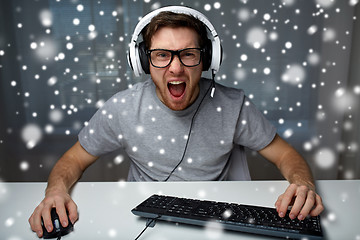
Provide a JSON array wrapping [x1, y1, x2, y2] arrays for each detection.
[[149, 48, 202, 68]]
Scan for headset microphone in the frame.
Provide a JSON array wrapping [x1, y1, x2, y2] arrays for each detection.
[[210, 70, 216, 98], [211, 87, 215, 98]]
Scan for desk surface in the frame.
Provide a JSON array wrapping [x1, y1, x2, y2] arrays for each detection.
[[0, 180, 359, 239]]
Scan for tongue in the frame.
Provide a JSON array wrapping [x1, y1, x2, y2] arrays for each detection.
[[168, 83, 186, 97]]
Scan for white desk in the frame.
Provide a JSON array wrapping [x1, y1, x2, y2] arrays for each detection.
[[0, 180, 359, 239]]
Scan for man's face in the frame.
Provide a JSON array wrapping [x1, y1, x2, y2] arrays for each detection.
[[149, 27, 203, 111]]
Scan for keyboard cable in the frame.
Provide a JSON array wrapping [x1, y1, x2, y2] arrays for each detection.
[[134, 215, 161, 240]]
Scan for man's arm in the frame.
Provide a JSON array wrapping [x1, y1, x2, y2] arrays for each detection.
[[258, 134, 324, 220], [28, 141, 98, 238]]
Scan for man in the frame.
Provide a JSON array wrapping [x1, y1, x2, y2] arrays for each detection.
[[29, 7, 324, 238]]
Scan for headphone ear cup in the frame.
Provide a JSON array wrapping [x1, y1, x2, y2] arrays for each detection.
[[202, 39, 212, 71], [139, 42, 150, 74]]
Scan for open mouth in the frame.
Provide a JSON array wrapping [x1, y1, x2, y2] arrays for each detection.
[[168, 81, 186, 98]]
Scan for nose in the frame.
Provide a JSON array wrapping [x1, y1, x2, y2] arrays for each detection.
[[168, 55, 184, 74]]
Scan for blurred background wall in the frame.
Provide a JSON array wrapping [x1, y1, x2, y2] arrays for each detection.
[[0, 0, 359, 182]]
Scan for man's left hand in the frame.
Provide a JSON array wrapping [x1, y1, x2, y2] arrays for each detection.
[[275, 183, 324, 220]]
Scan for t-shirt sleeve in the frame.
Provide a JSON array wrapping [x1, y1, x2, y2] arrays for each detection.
[[233, 95, 277, 151], [78, 99, 123, 157]]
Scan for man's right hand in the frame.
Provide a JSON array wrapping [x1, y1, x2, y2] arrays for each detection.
[[28, 190, 78, 238], [28, 141, 97, 238]]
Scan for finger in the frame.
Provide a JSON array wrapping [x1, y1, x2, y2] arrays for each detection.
[[309, 194, 325, 217], [55, 204, 69, 228], [29, 209, 43, 238], [275, 195, 283, 212], [297, 190, 316, 220], [66, 200, 79, 224], [289, 186, 309, 219], [42, 205, 54, 233], [278, 184, 297, 217]]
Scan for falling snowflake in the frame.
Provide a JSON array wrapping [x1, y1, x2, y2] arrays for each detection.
[[5, 217, 15, 227], [20, 124, 43, 149], [204, 221, 224, 239], [314, 148, 336, 169]]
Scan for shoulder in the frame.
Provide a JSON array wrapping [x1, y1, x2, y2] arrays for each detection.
[[90, 79, 154, 120], [112, 78, 153, 98], [215, 82, 245, 99], [105, 78, 153, 104]]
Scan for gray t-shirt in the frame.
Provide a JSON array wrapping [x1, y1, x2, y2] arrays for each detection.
[[78, 78, 277, 181]]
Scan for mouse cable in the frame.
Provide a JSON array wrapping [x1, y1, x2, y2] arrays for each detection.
[[163, 73, 215, 182], [134, 215, 161, 240]]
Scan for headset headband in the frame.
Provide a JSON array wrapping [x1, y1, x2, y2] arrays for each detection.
[[128, 6, 222, 77], [130, 6, 218, 45]]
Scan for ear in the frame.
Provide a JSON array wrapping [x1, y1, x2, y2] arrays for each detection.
[[139, 42, 150, 74]]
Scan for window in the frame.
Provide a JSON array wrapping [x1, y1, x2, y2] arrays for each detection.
[[0, 0, 359, 181]]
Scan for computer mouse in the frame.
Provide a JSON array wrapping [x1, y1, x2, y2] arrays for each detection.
[[42, 208, 74, 239]]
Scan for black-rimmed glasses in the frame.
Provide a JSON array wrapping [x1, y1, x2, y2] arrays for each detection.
[[146, 48, 204, 68]]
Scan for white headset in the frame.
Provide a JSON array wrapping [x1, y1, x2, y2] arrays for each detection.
[[127, 6, 222, 77]]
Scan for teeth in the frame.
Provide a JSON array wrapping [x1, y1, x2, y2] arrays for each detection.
[[169, 81, 183, 85]]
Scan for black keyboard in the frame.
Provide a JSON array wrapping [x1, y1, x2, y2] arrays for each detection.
[[132, 194, 323, 240]]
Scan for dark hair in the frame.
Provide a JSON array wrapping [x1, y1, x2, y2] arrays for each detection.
[[142, 11, 209, 49]]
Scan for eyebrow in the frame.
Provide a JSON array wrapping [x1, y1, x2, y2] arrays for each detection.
[[149, 45, 200, 50]]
